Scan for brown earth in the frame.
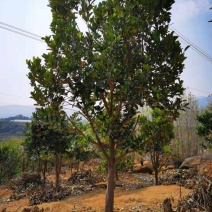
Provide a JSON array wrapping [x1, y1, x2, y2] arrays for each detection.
[[0, 185, 192, 212], [1, 160, 211, 212], [0, 172, 192, 212], [199, 160, 212, 177]]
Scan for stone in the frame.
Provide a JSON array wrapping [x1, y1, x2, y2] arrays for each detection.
[[161, 166, 167, 171], [135, 166, 153, 174], [133, 163, 142, 172], [143, 160, 153, 170], [180, 156, 202, 169], [167, 165, 175, 170]]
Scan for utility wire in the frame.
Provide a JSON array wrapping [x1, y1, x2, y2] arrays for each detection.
[[0, 24, 45, 43], [1, 22, 212, 63], [170, 26, 211, 58], [1, 22, 211, 96], [0, 25, 44, 43], [0, 22, 42, 38], [170, 26, 212, 63], [177, 36, 212, 64], [169, 26, 212, 63], [171, 28, 212, 63]]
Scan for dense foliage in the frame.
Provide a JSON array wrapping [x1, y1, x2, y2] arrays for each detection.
[[27, 0, 186, 210], [137, 108, 174, 184], [196, 103, 212, 149], [24, 108, 75, 186], [0, 140, 22, 183]]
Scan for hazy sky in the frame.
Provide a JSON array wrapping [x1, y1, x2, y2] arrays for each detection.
[[0, 0, 211, 107]]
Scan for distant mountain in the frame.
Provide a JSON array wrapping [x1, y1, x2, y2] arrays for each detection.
[[0, 105, 75, 119], [0, 114, 32, 121], [0, 105, 36, 119], [0, 96, 211, 119]]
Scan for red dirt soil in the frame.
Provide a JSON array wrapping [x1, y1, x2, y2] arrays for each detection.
[[2, 160, 211, 211], [0, 176, 191, 211]]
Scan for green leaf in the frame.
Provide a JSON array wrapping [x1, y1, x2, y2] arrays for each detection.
[[184, 45, 190, 52]]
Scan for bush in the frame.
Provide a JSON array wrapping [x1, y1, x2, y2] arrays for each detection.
[[28, 186, 72, 205], [0, 141, 22, 183], [8, 172, 42, 190]]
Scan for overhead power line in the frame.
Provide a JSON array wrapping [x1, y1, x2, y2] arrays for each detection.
[[0, 22, 42, 38], [0, 22, 45, 43], [1, 21, 212, 64], [169, 26, 212, 64], [0, 25, 44, 43], [177, 36, 212, 64]]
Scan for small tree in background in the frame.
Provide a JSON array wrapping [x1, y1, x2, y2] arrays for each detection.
[[170, 93, 202, 164], [24, 111, 49, 182], [24, 108, 75, 186], [137, 108, 174, 185], [27, 0, 186, 210], [196, 102, 212, 150]]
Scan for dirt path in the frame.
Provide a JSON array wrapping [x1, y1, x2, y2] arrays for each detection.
[[0, 185, 191, 212]]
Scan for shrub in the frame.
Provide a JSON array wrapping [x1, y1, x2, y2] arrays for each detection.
[[0, 141, 22, 183], [8, 172, 42, 190]]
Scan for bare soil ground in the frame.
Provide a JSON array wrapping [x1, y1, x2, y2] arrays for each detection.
[[1, 160, 211, 212], [0, 171, 192, 212]]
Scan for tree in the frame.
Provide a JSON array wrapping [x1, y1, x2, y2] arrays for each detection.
[[137, 108, 174, 185], [24, 108, 73, 186], [171, 93, 202, 164], [196, 103, 212, 149], [27, 0, 186, 210]]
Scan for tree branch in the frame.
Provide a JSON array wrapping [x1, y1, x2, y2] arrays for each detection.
[[100, 93, 111, 116]]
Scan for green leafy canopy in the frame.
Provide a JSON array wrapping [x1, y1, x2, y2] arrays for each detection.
[[27, 0, 187, 210], [196, 105, 212, 148], [27, 0, 186, 157]]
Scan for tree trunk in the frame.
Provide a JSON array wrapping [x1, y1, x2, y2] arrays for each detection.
[[151, 151, 159, 185], [42, 160, 47, 185], [105, 157, 115, 212], [155, 168, 159, 185], [76, 160, 80, 173], [116, 168, 119, 181], [58, 155, 62, 176], [55, 154, 63, 187], [38, 158, 42, 175], [32, 161, 35, 173], [55, 154, 59, 187]]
